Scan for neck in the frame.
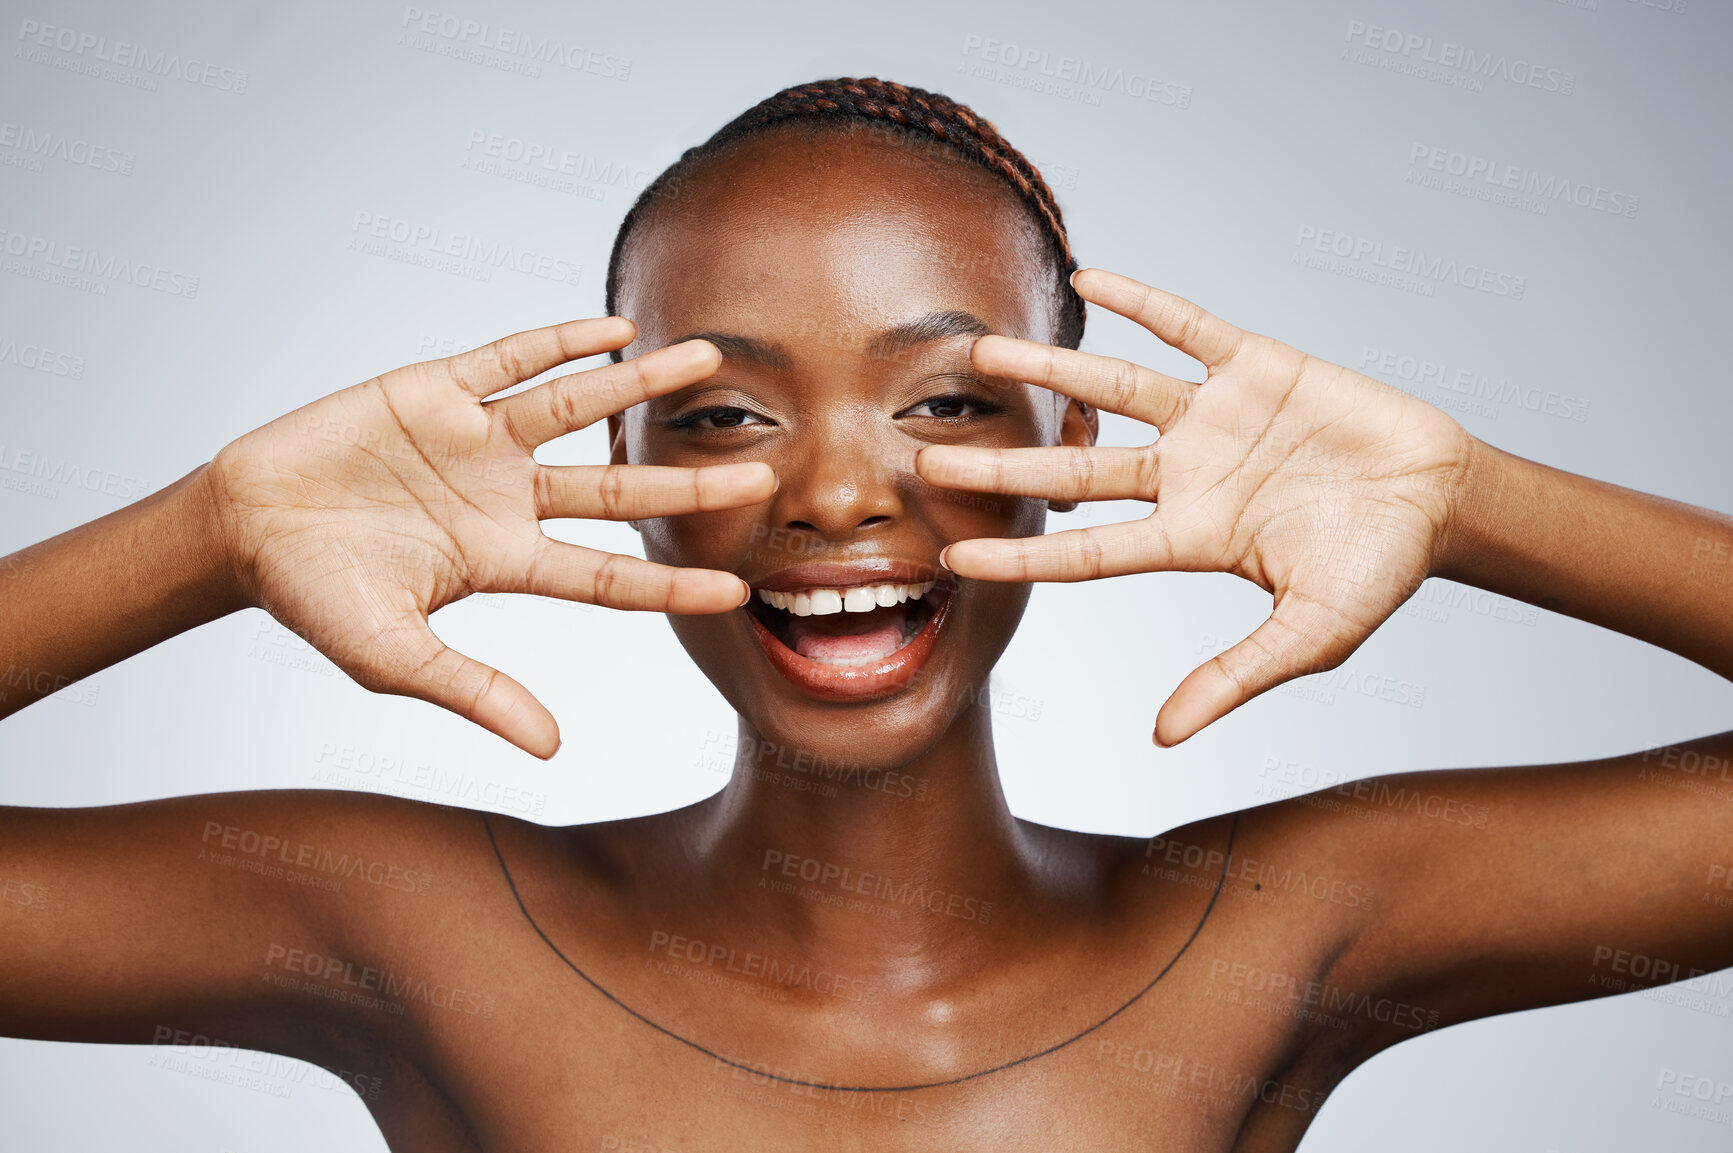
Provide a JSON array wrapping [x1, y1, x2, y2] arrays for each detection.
[[688, 701, 1038, 979]]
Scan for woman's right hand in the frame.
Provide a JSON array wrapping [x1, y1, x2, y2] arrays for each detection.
[[204, 317, 771, 757]]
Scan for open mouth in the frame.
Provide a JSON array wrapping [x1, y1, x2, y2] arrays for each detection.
[[748, 580, 940, 665], [742, 577, 953, 700]]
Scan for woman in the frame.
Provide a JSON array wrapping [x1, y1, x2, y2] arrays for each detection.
[[2, 77, 1729, 1152]]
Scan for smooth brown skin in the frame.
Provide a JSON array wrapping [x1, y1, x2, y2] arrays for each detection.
[[4, 126, 1733, 1152]]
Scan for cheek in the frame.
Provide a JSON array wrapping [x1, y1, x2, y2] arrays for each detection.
[[912, 483, 1048, 546], [637, 506, 762, 570], [911, 414, 1052, 541], [624, 411, 741, 568]]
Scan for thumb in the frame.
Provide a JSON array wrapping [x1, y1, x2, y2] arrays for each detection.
[[356, 615, 560, 759], [1153, 589, 1363, 747]]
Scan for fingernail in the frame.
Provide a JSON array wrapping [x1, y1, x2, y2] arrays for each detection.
[[938, 545, 953, 572], [737, 581, 752, 608]]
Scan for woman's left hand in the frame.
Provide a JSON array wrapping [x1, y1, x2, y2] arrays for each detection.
[[916, 268, 1479, 747]]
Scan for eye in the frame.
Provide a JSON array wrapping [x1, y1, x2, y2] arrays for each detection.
[[667, 406, 772, 432], [900, 394, 1006, 424]]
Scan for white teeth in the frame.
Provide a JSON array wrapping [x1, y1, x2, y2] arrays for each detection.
[[753, 580, 937, 614]]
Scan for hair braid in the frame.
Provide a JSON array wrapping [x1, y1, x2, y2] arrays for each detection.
[[604, 77, 1085, 354]]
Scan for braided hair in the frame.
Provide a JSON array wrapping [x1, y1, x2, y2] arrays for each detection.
[[604, 77, 1084, 356]]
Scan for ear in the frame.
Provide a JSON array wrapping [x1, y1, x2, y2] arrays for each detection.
[[605, 413, 643, 533], [606, 413, 627, 465], [1047, 398, 1098, 514]]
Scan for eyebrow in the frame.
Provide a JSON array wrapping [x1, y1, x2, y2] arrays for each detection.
[[669, 331, 793, 368], [668, 309, 993, 368], [868, 310, 992, 358]]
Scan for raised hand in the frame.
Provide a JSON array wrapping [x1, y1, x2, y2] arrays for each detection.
[[204, 318, 771, 757], [916, 269, 1476, 747]]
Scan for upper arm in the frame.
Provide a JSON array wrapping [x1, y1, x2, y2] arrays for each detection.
[[1323, 729, 1733, 1030], [0, 788, 458, 1057]]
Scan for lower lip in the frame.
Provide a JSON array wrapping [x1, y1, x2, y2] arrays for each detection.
[[744, 590, 953, 702]]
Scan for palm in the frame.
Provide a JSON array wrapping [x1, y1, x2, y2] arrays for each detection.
[[1154, 350, 1466, 642], [218, 369, 533, 640], [205, 319, 772, 756], [918, 270, 1473, 745]]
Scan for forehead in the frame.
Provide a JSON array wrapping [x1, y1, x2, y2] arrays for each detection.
[[615, 126, 1054, 354]]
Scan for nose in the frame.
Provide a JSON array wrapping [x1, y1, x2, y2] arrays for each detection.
[[768, 418, 904, 541]]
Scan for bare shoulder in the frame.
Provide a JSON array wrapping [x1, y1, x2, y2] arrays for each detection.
[[0, 786, 512, 1050], [1033, 800, 1371, 924], [146, 786, 511, 932], [1293, 731, 1733, 1022]]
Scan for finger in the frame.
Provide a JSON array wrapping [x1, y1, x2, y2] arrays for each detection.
[[971, 336, 1195, 430], [940, 518, 1174, 583], [917, 445, 1155, 503], [492, 339, 722, 449], [535, 462, 776, 521], [522, 539, 749, 613], [1072, 269, 1244, 369], [362, 616, 561, 758], [443, 317, 636, 399], [1152, 590, 1362, 747]]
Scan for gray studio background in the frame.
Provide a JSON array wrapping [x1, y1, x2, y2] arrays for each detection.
[[2, 0, 1729, 1149]]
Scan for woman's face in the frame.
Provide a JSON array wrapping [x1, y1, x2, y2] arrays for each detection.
[[610, 126, 1092, 768]]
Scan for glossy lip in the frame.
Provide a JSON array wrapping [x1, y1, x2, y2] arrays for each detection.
[[743, 559, 956, 702], [751, 559, 953, 594]]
